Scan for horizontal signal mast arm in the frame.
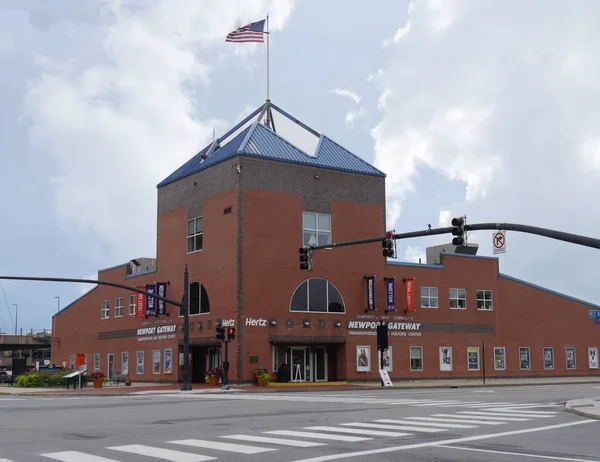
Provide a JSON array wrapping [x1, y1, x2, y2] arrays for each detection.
[[308, 223, 600, 252], [0, 275, 183, 308]]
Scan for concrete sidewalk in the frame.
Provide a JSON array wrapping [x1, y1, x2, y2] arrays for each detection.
[[2, 376, 599, 397], [565, 397, 600, 420]]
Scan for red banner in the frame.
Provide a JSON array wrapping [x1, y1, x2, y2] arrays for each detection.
[[405, 278, 416, 313], [135, 286, 146, 318]]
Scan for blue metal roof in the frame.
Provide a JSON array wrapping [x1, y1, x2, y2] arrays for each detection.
[[157, 103, 385, 188]]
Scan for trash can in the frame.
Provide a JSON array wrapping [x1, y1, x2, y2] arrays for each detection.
[[278, 363, 290, 383]]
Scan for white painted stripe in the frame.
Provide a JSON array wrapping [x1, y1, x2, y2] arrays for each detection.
[[406, 416, 504, 425], [265, 430, 371, 442], [438, 402, 483, 407], [108, 444, 216, 461], [456, 411, 532, 421], [485, 409, 557, 415], [221, 435, 326, 448], [441, 413, 529, 422], [464, 402, 520, 408], [466, 411, 554, 418], [341, 422, 444, 433], [375, 419, 476, 429], [40, 452, 121, 462], [437, 444, 600, 462], [289, 419, 598, 462], [412, 401, 460, 406], [0, 459, 14, 462], [168, 439, 275, 455], [305, 426, 411, 437]]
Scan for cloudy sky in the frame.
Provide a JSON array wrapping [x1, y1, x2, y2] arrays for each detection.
[[1, 0, 599, 332]]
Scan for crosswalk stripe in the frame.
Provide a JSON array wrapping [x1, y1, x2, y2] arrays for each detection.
[[40, 452, 120, 461], [375, 419, 476, 429], [168, 439, 276, 455], [265, 430, 371, 442], [221, 435, 326, 447], [454, 412, 531, 421], [463, 402, 516, 408], [340, 422, 445, 433], [107, 444, 216, 461], [438, 402, 484, 407], [304, 426, 411, 437], [465, 411, 554, 418], [407, 416, 504, 425], [412, 401, 460, 406], [0, 459, 15, 462], [484, 409, 557, 416]]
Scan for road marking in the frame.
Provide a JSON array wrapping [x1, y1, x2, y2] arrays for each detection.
[[375, 419, 477, 429], [221, 435, 326, 447], [485, 409, 558, 416], [265, 430, 371, 442], [446, 412, 530, 421], [290, 419, 598, 462], [0, 459, 14, 462], [168, 439, 276, 454], [466, 411, 555, 418], [412, 401, 460, 406], [40, 452, 120, 461], [108, 444, 216, 461], [340, 422, 445, 433], [436, 444, 600, 462], [405, 416, 505, 425], [304, 426, 411, 437]]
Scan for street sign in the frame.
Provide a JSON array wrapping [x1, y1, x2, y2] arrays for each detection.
[[493, 231, 506, 255], [588, 310, 600, 318], [76, 354, 86, 366]]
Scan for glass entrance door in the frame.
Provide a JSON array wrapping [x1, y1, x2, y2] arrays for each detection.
[[290, 347, 307, 382], [314, 347, 328, 382]]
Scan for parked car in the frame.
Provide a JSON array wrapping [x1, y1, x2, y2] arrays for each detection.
[[0, 371, 14, 384]]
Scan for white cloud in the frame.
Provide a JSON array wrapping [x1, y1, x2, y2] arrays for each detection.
[[371, 1, 600, 302], [21, 0, 296, 262], [329, 88, 362, 104], [438, 209, 451, 227], [345, 107, 366, 129], [403, 245, 425, 263]]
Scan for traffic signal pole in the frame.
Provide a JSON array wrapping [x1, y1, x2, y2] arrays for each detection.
[[223, 339, 229, 390], [181, 266, 192, 391]]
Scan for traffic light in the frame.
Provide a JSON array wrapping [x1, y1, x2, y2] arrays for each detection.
[[376, 322, 389, 351], [299, 246, 313, 271], [382, 231, 394, 258], [216, 325, 225, 341], [227, 327, 236, 341], [451, 217, 466, 246]]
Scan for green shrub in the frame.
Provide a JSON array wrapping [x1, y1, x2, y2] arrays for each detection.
[[15, 370, 72, 387]]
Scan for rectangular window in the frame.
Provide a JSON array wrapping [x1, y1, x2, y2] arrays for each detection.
[[420, 286, 438, 308], [187, 216, 203, 253], [566, 347, 576, 369], [543, 347, 554, 369], [69, 354, 75, 370], [467, 346, 480, 371], [449, 288, 466, 309], [410, 346, 423, 371], [114, 297, 124, 317], [101, 300, 109, 319], [302, 211, 331, 247], [121, 351, 129, 376], [94, 353, 100, 372], [272, 345, 279, 373], [476, 290, 493, 310], [128, 295, 136, 316]]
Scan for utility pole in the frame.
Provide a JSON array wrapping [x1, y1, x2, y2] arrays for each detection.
[[181, 265, 192, 391], [13, 304, 17, 335]]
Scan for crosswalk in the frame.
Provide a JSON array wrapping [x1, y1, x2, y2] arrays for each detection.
[[31, 406, 560, 461]]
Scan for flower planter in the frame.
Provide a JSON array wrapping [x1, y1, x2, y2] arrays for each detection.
[[93, 379, 103, 389], [210, 376, 219, 386], [257, 376, 265, 387]]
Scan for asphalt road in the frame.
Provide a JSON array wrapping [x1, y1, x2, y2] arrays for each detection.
[[0, 383, 599, 461]]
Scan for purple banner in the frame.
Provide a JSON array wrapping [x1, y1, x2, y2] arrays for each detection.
[[365, 276, 375, 311], [157, 282, 167, 316], [386, 278, 396, 312], [145, 284, 156, 318]]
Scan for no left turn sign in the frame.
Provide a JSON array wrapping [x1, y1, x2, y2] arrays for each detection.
[[493, 231, 506, 255]]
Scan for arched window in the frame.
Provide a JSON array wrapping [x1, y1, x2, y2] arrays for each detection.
[[289, 278, 345, 313], [179, 282, 210, 316]]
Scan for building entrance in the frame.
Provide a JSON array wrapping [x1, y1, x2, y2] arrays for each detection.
[[188, 345, 221, 383], [287, 346, 330, 383]]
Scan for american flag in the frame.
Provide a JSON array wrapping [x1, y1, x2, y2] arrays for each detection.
[[226, 19, 266, 43]]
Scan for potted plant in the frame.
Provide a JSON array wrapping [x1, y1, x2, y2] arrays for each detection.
[[90, 371, 106, 388], [254, 366, 270, 387], [204, 367, 222, 386]]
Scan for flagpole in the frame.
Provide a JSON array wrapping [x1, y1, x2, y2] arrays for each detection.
[[265, 14, 271, 128]]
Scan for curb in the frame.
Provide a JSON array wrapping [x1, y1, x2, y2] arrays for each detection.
[[564, 400, 600, 420]]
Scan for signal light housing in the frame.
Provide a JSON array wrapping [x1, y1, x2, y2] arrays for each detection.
[[451, 217, 466, 246], [382, 231, 395, 258], [216, 326, 225, 341], [299, 246, 313, 271], [227, 327, 236, 341]]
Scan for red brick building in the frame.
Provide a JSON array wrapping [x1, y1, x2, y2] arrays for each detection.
[[51, 101, 600, 384]]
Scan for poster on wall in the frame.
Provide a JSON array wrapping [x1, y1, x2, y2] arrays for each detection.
[[519, 347, 530, 369], [145, 284, 157, 318], [157, 282, 168, 316], [439, 346, 452, 371], [378, 346, 393, 371], [543, 347, 554, 369], [137, 351, 144, 375], [357, 346, 371, 372], [164, 349, 173, 374], [135, 286, 147, 318], [566, 348, 576, 369], [153, 350, 161, 374], [404, 278, 416, 313], [494, 347, 506, 370], [467, 347, 480, 371], [121, 352, 129, 376], [589, 348, 599, 369], [385, 277, 395, 312], [365, 277, 375, 311], [179, 352, 192, 366]]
